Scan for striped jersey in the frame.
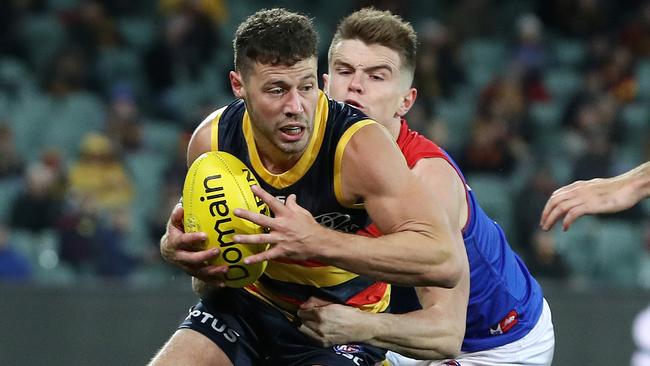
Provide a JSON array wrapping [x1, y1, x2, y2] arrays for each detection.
[[205, 91, 391, 316]]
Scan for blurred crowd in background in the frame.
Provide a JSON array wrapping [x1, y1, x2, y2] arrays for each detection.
[[0, 0, 648, 289]]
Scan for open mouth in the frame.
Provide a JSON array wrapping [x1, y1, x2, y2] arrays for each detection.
[[345, 99, 364, 109], [279, 124, 306, 142], [280, 126, 304, 136]]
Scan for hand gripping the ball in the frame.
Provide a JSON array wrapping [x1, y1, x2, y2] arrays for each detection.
[[233, 185, 329, 265], [160, 203, 230, 287], [181, 151, 271, 287]]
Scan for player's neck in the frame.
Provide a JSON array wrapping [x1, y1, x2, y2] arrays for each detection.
[[384, 117, 402, 142], [257, 145, 302, 174]]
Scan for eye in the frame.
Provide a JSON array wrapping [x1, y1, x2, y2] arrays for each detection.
[[268, 87, 285, 95], [369, 74, 385, 81], [300, 84, 314, 92], [336, 68, 353, 75]]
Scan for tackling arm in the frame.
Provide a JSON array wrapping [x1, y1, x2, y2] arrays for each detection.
[[317, 124, 467, 287], [234, 123, 467, 287], [298, 267, 469, 359]]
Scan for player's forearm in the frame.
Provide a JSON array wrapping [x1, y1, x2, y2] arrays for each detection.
[[358, 309, 463, 360], [627, 162, 650, 202], [314, 229, 462, 287]]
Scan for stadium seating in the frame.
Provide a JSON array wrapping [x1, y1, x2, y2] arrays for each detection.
[[594, 220, 644, 287], [636, 60, 650, 100], [21, 14, 66, 75], [545, 67, 581, 100], [553, 38, 586, 67]]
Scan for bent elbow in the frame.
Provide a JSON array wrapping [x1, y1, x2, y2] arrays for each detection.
[[421, 258, 463, 288], [441, 334, 463, 359], [419, 332, 463, 360]]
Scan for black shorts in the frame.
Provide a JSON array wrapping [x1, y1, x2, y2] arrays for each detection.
[[179, 288, 387, 365]]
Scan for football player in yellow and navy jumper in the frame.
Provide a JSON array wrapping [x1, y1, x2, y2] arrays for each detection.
[[179, 90, 390, 365], [152, 8, 464, 366]]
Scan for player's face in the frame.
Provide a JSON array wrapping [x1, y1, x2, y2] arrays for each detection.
[[326, 39, 413, 126], [232, 57, 319, 158]]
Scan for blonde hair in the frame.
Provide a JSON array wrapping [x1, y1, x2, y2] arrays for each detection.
[[329, 8, 417, 73]]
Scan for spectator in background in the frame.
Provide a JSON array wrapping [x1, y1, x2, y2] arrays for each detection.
[[93, 207, 138, 280], [619, 1, 650, 58], [39, 148, 68, 200], [0, 223, 32, 282], [148, 132, 190, 250], [513, 14, 546, 75], [515, 164, 559, 252], [62, 0, 121, 63], [105, 84, 143, 153], [68, 132, 134, 213], [458, 70, 531, 176], [526, 229, 570, 280], [61, 132, 141, 279], [413, 19, 465, 106], [601, 45, 637, 104], [579, 35, 637, 104], [9, 162, 62, 233], [144, 0, 223, 119], [563, 93, 624, 159], [0, 124, 24, 180], [44, 47, 92, 97], [511, 13, 551, 103], [562, 66, 605, 131], [458, 113, 519, 175], [56, 195, 97, 273], [57, 195, 140, 279]]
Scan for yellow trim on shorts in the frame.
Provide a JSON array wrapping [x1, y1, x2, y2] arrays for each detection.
[[333, 120, 377, 208], [242, 91, 328, 189]]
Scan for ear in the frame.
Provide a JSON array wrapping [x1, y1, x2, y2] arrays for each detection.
[[397, 88, 417, 117], [322, 73, 330, 94], [230, 71, 245, 99]]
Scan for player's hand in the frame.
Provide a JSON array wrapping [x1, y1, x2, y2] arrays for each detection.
[[540, 177, 639, 231], [297, 297, 369, 346], [161, 203, 229, 286], [232, 185, 327, 264]]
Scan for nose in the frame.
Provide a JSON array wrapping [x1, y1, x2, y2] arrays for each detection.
[[348, 71, 364, 94], [284, 89, 303, 117]]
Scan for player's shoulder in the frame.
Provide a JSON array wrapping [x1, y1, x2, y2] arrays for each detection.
[[188, 102, 238, 163], [194, 100, 244, 133]]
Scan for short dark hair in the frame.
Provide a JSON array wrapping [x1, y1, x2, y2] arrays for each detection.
[[233, 8, 318, 78], [329, 8, 417, 72]]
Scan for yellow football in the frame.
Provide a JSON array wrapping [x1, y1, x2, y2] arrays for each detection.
[[182, 151, 269, 287]]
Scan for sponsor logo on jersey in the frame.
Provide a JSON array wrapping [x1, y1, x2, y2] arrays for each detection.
[[333, 345, 363, 365], [442, 361, 461, 366], [334, 344, 362, 353], [489, 309, 519, 336], [315, 212, 360, 232]]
